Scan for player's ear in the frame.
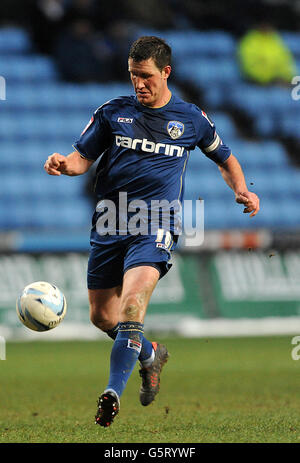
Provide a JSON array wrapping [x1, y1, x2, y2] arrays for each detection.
[[162, 65, 171, 80]]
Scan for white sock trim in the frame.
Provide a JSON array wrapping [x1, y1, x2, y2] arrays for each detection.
[[104, 388, 120, 406], [140, 348, 155, 368]]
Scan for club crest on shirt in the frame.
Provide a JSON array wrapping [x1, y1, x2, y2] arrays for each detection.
[[167, 120, 184, 140]]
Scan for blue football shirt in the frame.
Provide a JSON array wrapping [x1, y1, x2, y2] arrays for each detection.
[[73, 93, 231, 239]]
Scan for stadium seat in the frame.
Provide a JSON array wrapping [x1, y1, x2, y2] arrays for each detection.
[[185, 170, 233, 200], [0, 113, 86, 140], [4, 84, 39, 111], [0, 200, 33, 229], [281, 32, 300, 57], [228, 83, 299, 141], [226, 140, 289, 170], [203, 85, 227, 108], [279, 114, 300, 138], [283, 169, 300, 195], [29, 198, 93, 229], [162, 30, 236, 58], [256, 197, 300, 228], [176, 57, 241, 86], [244, 169, 290, 198], [0, 27, 32, 54], [0, 56, 59, 83], [203, 198, 234, 229], [211, 112, 238, 138], [1, 198, 92, 230], [188, 147, 221, 171], [0, 116, 18, 138], [0, 141, 76, 169], [253, 113, 276, 137], [228, 84, 265, 115], [1, 170, 87, 200]]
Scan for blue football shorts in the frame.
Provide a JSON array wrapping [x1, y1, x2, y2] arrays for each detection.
[[87, 233, 176, 289]]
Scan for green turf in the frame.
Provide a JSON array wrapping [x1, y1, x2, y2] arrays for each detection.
[[0, 336, 299, 443]]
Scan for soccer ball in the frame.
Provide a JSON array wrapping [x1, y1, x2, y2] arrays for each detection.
[[16, 281, 67, 332]]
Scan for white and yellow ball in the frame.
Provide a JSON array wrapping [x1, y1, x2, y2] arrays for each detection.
[[16, 281, 67, 332]]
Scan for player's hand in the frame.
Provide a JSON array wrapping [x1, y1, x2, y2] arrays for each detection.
[[44, 153, 68, 176], [235, 191, 260, 217]]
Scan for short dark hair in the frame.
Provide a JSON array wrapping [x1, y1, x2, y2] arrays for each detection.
[[128, 36, 171, 71]]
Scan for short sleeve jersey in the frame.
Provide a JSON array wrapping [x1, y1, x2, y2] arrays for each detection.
[[73, 93, 231, 235]]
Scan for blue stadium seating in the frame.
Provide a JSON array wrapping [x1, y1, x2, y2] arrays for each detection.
[[0, 197, 92, 230], [4, 82, 134, 113], [282, 32, 300, 57], [175, 57, 241, 87], [211, 112, 238, 138], [162, 30, 236, 58], [0, 141, 75, 169], [0, 56, 59, 82], [1, 171, 87, 199], [28, 198, 93, 229], [227, 140, 289, 168], [0, 113, 89, 140], [0, 27, 31, 54]]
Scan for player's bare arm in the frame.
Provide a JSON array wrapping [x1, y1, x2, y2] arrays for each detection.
[[218, 153, 260, 217], [44, 150, 93, 176]]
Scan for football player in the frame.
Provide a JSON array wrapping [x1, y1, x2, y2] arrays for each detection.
[[44, 36, 260, 427]]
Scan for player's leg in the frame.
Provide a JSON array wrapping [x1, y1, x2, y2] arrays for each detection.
[[87, 240, 123, 337], [95, 265, 160, 427], [95, 232, 174, 426], [89, 285, 156, 366], [122, 234, 173, 407], [88, 242, 161, 427], [89, 286, 121, 335], [118, 264, 169, 406]]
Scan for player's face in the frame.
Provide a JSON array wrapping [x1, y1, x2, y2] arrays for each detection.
[[128, 58, 171, 108]]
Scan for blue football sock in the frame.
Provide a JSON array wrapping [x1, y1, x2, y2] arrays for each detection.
[[105, 322, 154, 365], [106, 321, 144, 398], [138, 336, 154, 365], [105, 323, 120, 340]]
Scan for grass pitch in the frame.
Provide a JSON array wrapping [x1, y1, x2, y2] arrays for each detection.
[[0, 335, 299, 443]]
